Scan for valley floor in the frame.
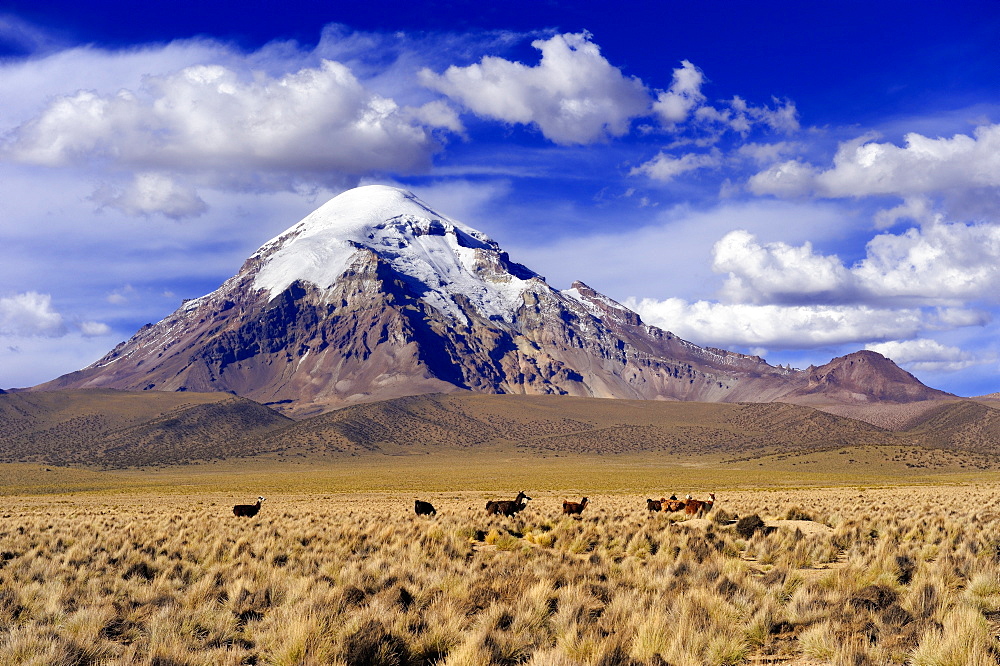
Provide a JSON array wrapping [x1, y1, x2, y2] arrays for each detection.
[[2, 459, 1000, 664], [3, 445, 1000, 496]]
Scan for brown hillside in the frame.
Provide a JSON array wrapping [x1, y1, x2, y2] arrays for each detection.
[[901, 400, 1000, 454], [261, 393, 889, 458], [803, 400, 960, 431], [0, 389, 231, 443], [5, 390, 999, 468], [0, 390, 290, 466], [94, 398, 293, 467]]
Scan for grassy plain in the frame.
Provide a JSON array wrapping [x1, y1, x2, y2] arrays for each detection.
[[3, 444, 1000, 496], [3, 455, 1000, 664]]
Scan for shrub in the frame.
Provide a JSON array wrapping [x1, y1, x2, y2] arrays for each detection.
[[342, 619, 410, 666], [736, 515, 766, 540], [784, 506, 813, 521], [895, 555, 916, 585], [713, 509, 737, 525]]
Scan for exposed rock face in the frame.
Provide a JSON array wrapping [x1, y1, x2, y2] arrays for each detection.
[[35, 186, 950, 415]]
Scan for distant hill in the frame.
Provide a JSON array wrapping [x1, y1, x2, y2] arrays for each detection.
[[0, 389, 291, 466], [901, 400, 1000, 454], [8, 389, 999, 468], [794, 400, 956, 431], [783, 351, 953, 405], [266, 393, 889, 457], [258, 392, 1000, 462]]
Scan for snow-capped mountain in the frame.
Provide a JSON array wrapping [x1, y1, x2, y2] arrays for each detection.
[[37, 186, 950, 415]]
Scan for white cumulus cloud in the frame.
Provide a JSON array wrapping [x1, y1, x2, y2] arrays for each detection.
[[749, 123, 1000, 200], [1, 59, 444, 215], [420, 32, 650, 145], [634, 96, 800, 185], [625, 297, 953, 349], [652, 60, 705, 125], [695, 95, 799, 136], [79, 321, 112, 337], [92, 172, 208, 219], [0, 291, 65, 337], [712, 221, 1000, 307], [629, 150, 720, 182], [409, 100, 465, 134], [713, 230, 856, 304], [746, 159, 817, 197], [865, 339, 986, 373], [0, 291, 112, 340], [873, 196, 935, 230], [618, 218, 1000, 353], [855, 221, 1000, 304]]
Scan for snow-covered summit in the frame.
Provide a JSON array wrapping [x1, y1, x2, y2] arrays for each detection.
[[250, 185, 541, 324], [257, 185, 488, 245]]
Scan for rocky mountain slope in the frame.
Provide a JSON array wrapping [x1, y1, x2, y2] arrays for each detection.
[[34, 186, 951, 415], [782, 350, 951, 404]]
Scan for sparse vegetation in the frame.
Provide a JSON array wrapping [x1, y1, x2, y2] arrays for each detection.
[[7, 391, 1000, 470], [2, 483, 1000, 664]]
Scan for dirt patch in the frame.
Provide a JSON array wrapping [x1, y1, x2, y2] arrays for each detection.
[[672, 517, 716, 529], [767, 519, 833, 534]]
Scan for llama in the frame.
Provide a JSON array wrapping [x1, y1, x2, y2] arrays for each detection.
[[487, 491, 531, 517], [562, 497, 589, 515], [646, 498, 662, 512], [663, 498, 686, 512], [684, 493, 715, 517], [506, 499, 530, 517], [414, 500, 436, 516], [233, 496, 265, 517]]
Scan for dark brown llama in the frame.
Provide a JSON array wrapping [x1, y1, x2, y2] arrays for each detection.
[[562, 497, 589, 515], [414, 500, 437, 516], [233, 496, 265, 517], [486, 491, 531, 517]]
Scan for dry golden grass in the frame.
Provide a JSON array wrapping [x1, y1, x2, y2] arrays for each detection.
[[5, 447, 1000, 499], [3, 478, 1000, 665]]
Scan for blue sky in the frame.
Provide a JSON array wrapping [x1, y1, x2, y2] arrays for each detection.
[[2, 1, 1000, 396]]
